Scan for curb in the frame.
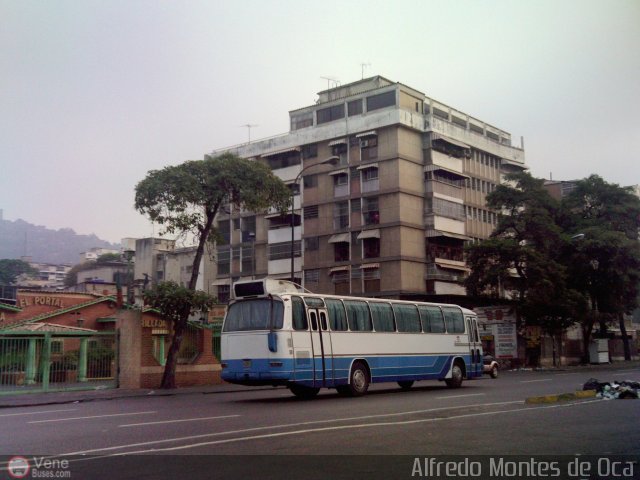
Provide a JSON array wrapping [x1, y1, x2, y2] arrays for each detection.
[[525, 389, 597, 404]]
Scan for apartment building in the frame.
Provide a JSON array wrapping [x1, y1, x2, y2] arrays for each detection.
[[205, 76, 526, 302]]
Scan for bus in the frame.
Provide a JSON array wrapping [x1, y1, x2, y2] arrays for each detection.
[[221, 278, 483, 398]]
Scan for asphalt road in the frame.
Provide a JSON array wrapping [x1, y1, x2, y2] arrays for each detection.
[[2, 365, 639, 479]]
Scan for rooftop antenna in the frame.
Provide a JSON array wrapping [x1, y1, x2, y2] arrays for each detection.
[[320, 76, 340, 90], [360, 62, 371, 79], [240, 124, 258, 143]]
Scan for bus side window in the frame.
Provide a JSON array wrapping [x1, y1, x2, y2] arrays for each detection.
[[292, 296, 308, 330], [419, 306, 445, 333], [326, 299, 348, 331], [309, 311, 318, 331], [393, 304, 421, 332], [369, 302, 395, 332], [442, 307, 465, 333], [344, 300, 373, 331]]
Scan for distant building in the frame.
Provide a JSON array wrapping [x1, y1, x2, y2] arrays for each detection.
[[17, 259, 71, 290], [205, 75, 526, 302], [79, 247, 120, 264]]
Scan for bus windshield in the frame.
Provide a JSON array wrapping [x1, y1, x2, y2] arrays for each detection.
[[223, 299, 284, 332]]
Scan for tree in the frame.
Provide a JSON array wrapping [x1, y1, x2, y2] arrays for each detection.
[[0, 259, 38, 285], [135, 153, 291, 388], [96, 253, 122, 263], [465, 172, 585, 365]]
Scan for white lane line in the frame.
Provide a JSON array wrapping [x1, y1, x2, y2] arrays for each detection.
[[436, 393, 486, 399], [555, 373, 579, 376], [106, 401, 602, 454], [28, 411, 157, 424], [119, 415, 240, 428], [0, 408, 76, 418], [612, 372, 639, 377], [520, 379, 553, 383], [60, 400, 523, 456]]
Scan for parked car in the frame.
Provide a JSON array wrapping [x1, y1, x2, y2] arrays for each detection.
[[483, 354, 499, 378]]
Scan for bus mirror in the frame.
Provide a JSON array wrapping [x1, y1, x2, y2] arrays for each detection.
[[268, 332, 278, 353]]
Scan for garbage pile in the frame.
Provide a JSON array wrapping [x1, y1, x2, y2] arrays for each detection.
[[583, 378, 640, 399]]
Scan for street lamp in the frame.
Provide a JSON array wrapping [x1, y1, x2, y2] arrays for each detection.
[[247, 231, 256, 280], [290, 156, 340, 283]]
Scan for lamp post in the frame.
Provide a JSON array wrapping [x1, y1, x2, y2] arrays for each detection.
[[247, 231, 256, 280], [290, 157, 340, 283]]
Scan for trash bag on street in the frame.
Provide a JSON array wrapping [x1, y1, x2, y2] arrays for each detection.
[[584, 378, 640, 400]]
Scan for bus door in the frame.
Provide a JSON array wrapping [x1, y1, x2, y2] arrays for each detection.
[[307, 308, 334, 387], [466, 316, 482, 378]]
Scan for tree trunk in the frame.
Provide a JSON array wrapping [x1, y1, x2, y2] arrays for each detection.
[[619, 312, 631, 361], [581, 316, 595, 365]]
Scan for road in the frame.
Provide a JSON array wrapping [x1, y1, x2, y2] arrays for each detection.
[[1, 365, 639, 479]]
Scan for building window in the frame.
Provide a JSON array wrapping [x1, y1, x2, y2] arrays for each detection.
[[331, 143, 348, 166], [301, 143, 318, 159], [218, 220, 230, 244], [351, 199, 361, 212], [317, 104, 345, 124], [425, 197, 466, 221], [304, 269, 320, 284], [265, 151, 301, 170], [334, 242, 350, 262], [241, 216, 256, 238], [360, 136, 378, 161], [333, 173, 349, 197], [433, 107, 449, 120], [363, 267, 380, 293], [366, 91, 395, 112], [217, 285, 230, 304], [291, 111, 314, 130], [268, 241, 301, 260], [217, 246, 230, 275], [304, 237, 319, 251], [334, 201, 349, 230], [303, 174, 318, 188], [363, 238, 380, 259], [362, 197, 380, 225], [303, 205, 319, 219], [348, 99, 363, 116]]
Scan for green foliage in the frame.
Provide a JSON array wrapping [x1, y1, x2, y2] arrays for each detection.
[[134, 153, 291, 248], [96, 253, 122, 263], [143, 281, 217, 324], [0, 259, 38, 285]]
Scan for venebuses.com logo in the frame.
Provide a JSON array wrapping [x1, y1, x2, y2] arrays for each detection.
[[7, 456, 30, 479]]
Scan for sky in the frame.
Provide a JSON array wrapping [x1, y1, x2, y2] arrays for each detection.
[[1, 0, 639, 244]]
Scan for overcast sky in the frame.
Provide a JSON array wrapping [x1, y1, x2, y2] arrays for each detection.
[[1, 0, 638, 244]]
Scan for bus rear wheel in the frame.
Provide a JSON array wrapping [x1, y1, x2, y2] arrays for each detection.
[[397, 381, 414, 390], [347, 361, 370, 396], [289, 385, 320, 399], [445, 362, 464, 388]]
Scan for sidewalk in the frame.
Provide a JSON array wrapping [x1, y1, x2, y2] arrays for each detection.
[[0, 382, 280, 409], [1, 360, 638, 409]]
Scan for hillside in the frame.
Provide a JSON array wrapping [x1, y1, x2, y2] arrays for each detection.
[[0, 218, 119, 264]]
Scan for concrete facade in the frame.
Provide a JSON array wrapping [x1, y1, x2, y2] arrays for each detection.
[[205, 76, 526, 302]]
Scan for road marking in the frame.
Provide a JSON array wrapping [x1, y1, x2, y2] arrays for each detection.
[[99, 401, 602, 454], [59, 400, 523, 456], [436, 393, 486, 399], [28, 411, 157, 424], [612, 372, 639, 376], [520, 379, 553, 383], [119, 415, 240, 427], [555, 373, 579, 376], [0, 409, 76, 418], [613, 369, 639, 373]]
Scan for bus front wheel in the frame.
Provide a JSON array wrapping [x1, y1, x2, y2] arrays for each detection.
[[290, 385, 320, 399], [347, 361, 370, 396], [445, 362, 464, 388]]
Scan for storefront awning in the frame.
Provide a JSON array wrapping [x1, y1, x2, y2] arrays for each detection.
[[211, 279, 231, 286], [501, 158, 527, 169], [357, 229, 380, 240], [262, 146, 300, 157], [356, 162, 378, 170], [355, 130, 377, 138], [431, 134, 470, 149], [327, 168, 348, 176], [361, 263, 380, 269], [434, 259, 470, 272], [328, 138, 347, 146], [328, 233, 350, 244], [425, 230, 471, 241], [329, 266, 350, 273], [424, 164, 469, 179]]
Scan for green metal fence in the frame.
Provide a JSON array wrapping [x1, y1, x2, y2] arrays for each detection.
[[0, 332, 117, 395]]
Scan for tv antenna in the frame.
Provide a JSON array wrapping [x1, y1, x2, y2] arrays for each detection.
[[240, 124, 258, 143], [360, 62, 371, 79], [320, 76, 340, 90]]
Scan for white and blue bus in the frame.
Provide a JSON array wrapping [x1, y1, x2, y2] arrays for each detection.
[[221, 279, 483, 398]]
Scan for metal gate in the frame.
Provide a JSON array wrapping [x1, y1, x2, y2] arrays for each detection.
[[0, 332, 118, 395]]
